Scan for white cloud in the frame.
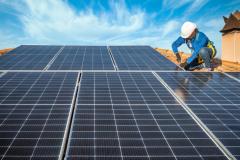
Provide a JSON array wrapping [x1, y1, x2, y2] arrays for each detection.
[[0, 0, 181, 48], [13, 0, 146, 45], [162, 0, 192, 11], [185, 0, 209, 15], [161, 20, 180, 37], [202, 19, 223, 29]]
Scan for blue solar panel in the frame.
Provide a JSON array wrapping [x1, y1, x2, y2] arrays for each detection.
[[0, 72, 77, 104], [157, 72, 240, 159], [49, 46, 115, 70], [0, 45, 61, 70], [6, 45, 62, 55], [110, 46, 181, 70], [65, 72, 227, 159], [0, 72, 78, 159], [78, 72, 178, 105]]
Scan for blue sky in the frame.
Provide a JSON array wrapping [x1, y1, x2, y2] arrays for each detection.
[[0, 0, 239, 56]]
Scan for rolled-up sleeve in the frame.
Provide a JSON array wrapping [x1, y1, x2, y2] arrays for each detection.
[[172, 37, 185, 54]]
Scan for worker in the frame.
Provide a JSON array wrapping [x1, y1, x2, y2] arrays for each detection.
[[172, 21, 216, 71]]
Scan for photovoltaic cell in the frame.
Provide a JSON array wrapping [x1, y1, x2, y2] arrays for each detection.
[[49, 46, 114, 70], [66, 72, 227, 160], [157, 72, 240, 159], [110, 46, 181, 70], [0, 45, 61, 70], [0, 72, 78, 159]]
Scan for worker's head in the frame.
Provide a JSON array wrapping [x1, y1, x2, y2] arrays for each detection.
[[180, 21, 197, 39]]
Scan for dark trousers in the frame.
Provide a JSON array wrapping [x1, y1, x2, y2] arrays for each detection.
[[188, 47, 213, 69]]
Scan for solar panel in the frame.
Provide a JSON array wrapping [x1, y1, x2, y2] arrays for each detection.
[[157, 72, 240, 159], [110, 46, 181, 70], [0, 72, 78, 159], [0, 104, 70, 159], [6, 45, 62, 55], [0, 72, 77, 104], [0, 45, 62, 70], [0, 54, 56, 70], [49, 46, 115, 70], [78, 72, 178, 105], [65, 72, 227, 159]]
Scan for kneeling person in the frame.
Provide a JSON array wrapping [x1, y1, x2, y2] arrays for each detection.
[[172, 21, 216, 71]]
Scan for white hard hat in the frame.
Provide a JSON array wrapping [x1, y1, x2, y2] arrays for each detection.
[[180, 21, 197, 38]]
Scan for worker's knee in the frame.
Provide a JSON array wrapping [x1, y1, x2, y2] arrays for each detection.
[[199, 47, 211, 58]]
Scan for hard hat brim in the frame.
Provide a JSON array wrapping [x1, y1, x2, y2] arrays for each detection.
[[180, 32, 190, 38]]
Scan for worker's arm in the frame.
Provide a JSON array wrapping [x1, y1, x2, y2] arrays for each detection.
[[172, 37, 185, 63], [187, 32, 209, 64], [172, 37, 185, 54]]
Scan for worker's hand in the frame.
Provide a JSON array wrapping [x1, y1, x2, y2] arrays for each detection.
[[175, 53, 181, 63], [180, 62, 190, 70]]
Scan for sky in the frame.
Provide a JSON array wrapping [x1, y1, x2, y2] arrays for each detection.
[[0, 0, 239, 56]]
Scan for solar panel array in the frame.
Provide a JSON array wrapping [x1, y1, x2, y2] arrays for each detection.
[[0, 45, 180, 71], [0, 45, 240, 160]]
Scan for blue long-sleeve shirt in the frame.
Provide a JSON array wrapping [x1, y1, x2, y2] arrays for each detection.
[[172, 31, 209, 64]]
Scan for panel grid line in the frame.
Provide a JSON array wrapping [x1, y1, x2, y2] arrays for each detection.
[[107, 46, 118, 71], [44, 46, 65, 71]]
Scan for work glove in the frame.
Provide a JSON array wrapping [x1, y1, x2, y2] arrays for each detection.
[[175, 53, 181, 63], [180, 62, 190, 70]]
